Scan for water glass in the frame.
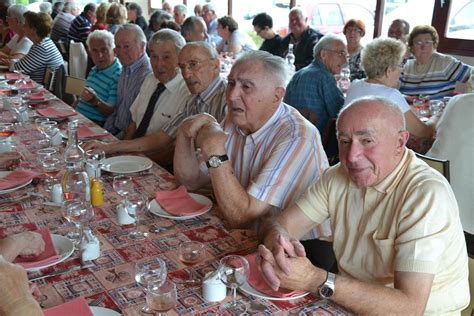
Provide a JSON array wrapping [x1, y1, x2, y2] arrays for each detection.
[[146, 280, 177, 315], [430, 100, 443, 116], [113, 175, 133, 206], [126, 194, 147, 239], [40, 121, 59, 144], [218, 255, 250, 314], [85, 149, 105, 178], [135, 257, 167, 313], [62, 201, 95, 247], [177, 241, 204, 286]]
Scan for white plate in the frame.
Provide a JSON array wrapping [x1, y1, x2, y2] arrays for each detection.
[[90, 306, 122, 316], [25, 234, 74, 272], [148, 193, 212, 220], [0, 171, 33, 194], [101, 156, 153, 174], [240, 281, 309, 301]]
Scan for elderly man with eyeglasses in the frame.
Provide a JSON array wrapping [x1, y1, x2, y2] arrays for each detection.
[[84, 40, 227, 167], [284, 33, 346, 133]]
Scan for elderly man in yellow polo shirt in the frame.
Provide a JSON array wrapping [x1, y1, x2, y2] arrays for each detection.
[[258, 96, 469, 314]]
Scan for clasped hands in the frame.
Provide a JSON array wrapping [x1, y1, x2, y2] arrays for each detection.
[[180, 113, 227, 153], [257, 234, 322, 293]]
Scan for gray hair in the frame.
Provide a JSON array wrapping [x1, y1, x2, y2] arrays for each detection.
[[183, 41, 218, 59], [116, 23, 146, 46], [233, 50, 290, 87], [39, 2, 52, 14], [63, 2, 79, 14], [313, 33, 346, 59], [174, 4, 187, 14], [149, 9, 172, 28], [7, 4, 27, 24], [181, 16, 205, 36], [289, 6, 305, 19], [149, 29, 186, 53], [86, 29, 115, 49], [361, 37, 405, 79], [203, 3, 217, 13], [338, 96, 406, 131]]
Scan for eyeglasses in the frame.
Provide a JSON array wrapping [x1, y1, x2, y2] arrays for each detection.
[[178, 59, 212, 72], [324, 49, 348, 58], [398, 59, 406, 68], [413, 40, 434, 47], [345, 27, 362, 35]]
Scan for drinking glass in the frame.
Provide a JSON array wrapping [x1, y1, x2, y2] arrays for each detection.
[[10, 98, 28, 124], [85, 149, 105, 178], [413, 95, 430, 118], [35, 117, 50, 138], [62, 201, 95, 248], [40, 121, 59, 144], [0, 122, 15, 139], [218, 255, 250, 314], [177, 241, 204, 286], [430, 100, 443, 116], [126, 194, 147, 239], [42, 156, 63, 191], [113, 175, 134, 206], [37, 147, 57, 162], [135, 257, 167, 314], [146, 280, 177, 316]]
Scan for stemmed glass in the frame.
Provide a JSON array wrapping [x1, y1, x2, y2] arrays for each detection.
[[126, 194, 147, 239], [40, 121, 59, 146], [413, 95, 430, 118], [176, 241, 204, 286], [35, 117, 50, 137], [62, 201, 95, 248], [0, 123, 15, 153], [146, 280, 177, 315], [85, 149, 105, 179], [218, 255, 250, 314], [42, 156, 63, 191], [10, 97, 28, 124], [37, 147, 58, 187], [113, 175, 133, 206], [135, 257, 167, 314]]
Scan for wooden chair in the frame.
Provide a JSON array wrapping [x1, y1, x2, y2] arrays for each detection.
[[415, 153, 450, 182], [43, 66, 54, 91]]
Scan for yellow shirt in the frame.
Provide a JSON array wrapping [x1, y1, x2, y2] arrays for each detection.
[[297, 149, 469, 314]]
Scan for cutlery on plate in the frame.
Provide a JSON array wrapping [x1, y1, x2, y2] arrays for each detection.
[[28, 263, 94, 282]]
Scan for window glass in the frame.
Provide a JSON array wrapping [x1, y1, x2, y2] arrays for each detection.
[[186, 0, 228, 18], [381, 0, 435, 38], [446, 0, 474, 40]]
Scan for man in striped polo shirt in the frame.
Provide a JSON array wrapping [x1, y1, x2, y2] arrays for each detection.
[[174, 51, 331, 267], [67, 3, 96, 45]]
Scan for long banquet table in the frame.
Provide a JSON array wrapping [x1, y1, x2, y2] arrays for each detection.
[[0, 79, 350, 315]]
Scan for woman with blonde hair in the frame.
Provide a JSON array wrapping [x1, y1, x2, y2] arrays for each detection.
[[106, 3, 127, 35], [91, 2, 110, 32]]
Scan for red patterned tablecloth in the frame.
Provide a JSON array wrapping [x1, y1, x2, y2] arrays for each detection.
[[0, 88, 350, 315]]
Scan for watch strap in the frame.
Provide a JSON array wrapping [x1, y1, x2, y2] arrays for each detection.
[[206, 154, 229, 168]]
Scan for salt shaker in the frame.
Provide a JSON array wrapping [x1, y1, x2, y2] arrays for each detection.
[[51, 184, 64, 204], [80, 228, 100, 261], [202, 270, 227, 302], [117, 202, 135, 225]]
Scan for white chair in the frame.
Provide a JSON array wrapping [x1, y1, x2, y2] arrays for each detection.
[[68, 41, 87, 80]]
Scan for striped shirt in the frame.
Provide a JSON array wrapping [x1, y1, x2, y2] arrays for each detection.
[[76, 58, 122, 123], [400, 52, 473, 99], [214, 102, 329, 240], [163, 76, 227, 138], [51, 12, 75, 42], [67, 13, 92, 44], [104, 53, 151, 138], [13, 37, 63, 84]]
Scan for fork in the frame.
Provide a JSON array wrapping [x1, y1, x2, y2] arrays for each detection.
[[88, 296, 104, 306]]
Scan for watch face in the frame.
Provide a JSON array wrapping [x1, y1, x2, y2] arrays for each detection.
[[319, 285, 334, 298], [208, 156, 221, 168]]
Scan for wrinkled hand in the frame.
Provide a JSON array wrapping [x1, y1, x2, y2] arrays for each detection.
[[0, 257, 42, 315], [81, 87, 98, 103], [0, 152, 23, 170], [11, 231, 45, 257], [195, 122, 227, 153], [179, 113, 218, 139], [83, 140, 110, 153]]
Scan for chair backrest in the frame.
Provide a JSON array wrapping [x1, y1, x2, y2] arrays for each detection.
[[65, 76, 86, 96], [43, 66, 54, 91], [68, 41, 87, 80], [415, 152, 450, 182]]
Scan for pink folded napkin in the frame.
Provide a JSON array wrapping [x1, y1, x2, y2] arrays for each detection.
[[44, 297, 93, 316], [16, 80, 36, 89], [37, 107, 77, 118], [246, 253, 307, 298], [29, 92, 45, 101], [5, 73, 21, 80], [0, 169, 40, 190], [155, 185, 208, 216], [77, 126, 108, 139], [14, 227, 61, 269]]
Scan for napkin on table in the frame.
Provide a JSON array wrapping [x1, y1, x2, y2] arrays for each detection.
[[0, 169, 40, 190], [5, 73, 21, 80], [77, 126, 109, 139], [37, 107, 77, 118], [16, 80, 36, 89], [14, 227, 61, 269], [246, 253, 307, 298], [155, 185, 208, 216], [29, 92, 45, 101], [44, 297, 93, 316]]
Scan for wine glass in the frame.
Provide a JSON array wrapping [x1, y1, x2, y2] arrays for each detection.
[[9, 97, 28, 124], [177, 241, 204, 286], [218, 255, 250, 314], [126, 194, 147, 239], [35, 117, 50, 138], [62, 201, 95, 248], [42, 156, 63, 191], [0, 123, 15, 153], [40, 121, 59, 145], [146, 280, 177, 316], [113, 175, 133, 206], [135, 257, 167, 314], [85, 149, 105, 179]]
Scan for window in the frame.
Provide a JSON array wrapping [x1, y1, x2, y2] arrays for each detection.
[[446, 0, 474, 40]]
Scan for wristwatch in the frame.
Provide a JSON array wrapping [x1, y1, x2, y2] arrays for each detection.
[[318, 272, 336, 298], [206, 154, 229, 168]]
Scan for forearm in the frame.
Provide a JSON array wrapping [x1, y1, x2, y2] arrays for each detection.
[[123, 122, 137, 140], [174, 133, 206, 190], [2, 297, 43, 316], [95, 98, 114, 116]]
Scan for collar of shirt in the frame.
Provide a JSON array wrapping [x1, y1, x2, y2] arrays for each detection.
[[123, 53, 149, 75], [199, 76, 224, 102], [157, 72, 184, 94], [312, 58, 332, 74], [235, 102, 286, 144], [90, 58, 120, 76]]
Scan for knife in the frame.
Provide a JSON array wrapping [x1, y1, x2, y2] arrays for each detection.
[[28, 264, 93, 282]]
